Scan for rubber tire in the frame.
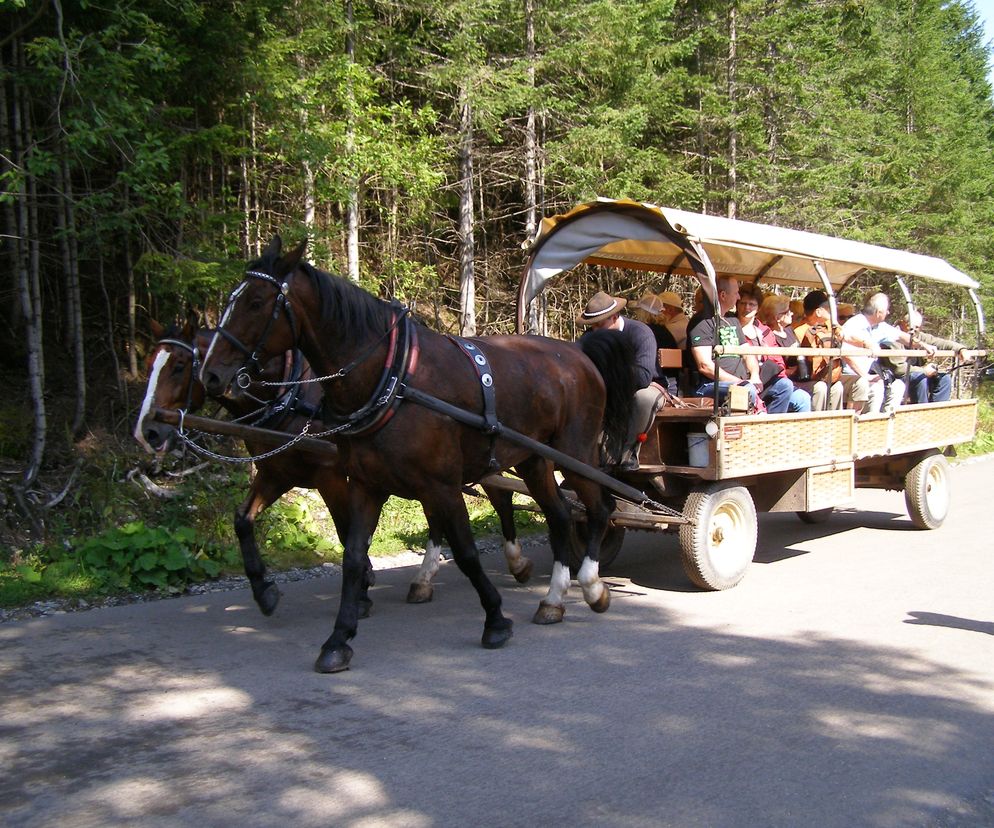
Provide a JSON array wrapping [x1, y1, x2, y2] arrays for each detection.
[[679, 483, 757, 590], [796, 508, 833, 525], [568, 524, 626, 577], [904, 451, 950, 530]]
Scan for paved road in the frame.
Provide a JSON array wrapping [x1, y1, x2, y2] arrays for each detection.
[[2, 456, 993, 828]]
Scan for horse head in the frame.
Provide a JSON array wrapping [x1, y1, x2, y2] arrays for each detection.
[[201, 235, 307, 397], [134, 315, 208, 454]]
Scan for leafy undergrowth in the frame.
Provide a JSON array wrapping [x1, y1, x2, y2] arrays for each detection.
[[0, 442, 547, 610], [957, 382, 994, 457]]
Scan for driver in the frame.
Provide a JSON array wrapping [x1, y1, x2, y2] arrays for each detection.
[[577, 291, 664, 471]]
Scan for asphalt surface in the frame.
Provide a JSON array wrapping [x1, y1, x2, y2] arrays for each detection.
[[2, 456, 993, 827]]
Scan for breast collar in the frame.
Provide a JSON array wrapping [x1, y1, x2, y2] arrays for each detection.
[[320, 304, 418, 437]]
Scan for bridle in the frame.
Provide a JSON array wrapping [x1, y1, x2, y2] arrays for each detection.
[[156, 337, 203, 415], [215, 269, 299, 388], [213, 263, 416, 438]]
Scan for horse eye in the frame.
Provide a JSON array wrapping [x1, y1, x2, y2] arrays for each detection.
[[248, 296, 265, 311], [171, 360, 187, 376]]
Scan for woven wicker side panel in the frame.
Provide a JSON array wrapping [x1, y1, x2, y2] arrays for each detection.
[[855, 416, 891, 458], [718, 415, 853, 477], [892, 402, 977, 449], [807, 466, 854, 511]]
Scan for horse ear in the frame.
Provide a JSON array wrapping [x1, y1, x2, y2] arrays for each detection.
[[262, 235, 283, 260], [150, 318, 165, 339], [279, 238, 308, 275], [181, 310, 198, 339]]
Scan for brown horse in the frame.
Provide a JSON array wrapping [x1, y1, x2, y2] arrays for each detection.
[[201, 237, 637, 673], [134, 319, 533, 618]]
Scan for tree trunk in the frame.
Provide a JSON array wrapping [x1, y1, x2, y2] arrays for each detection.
[[523, 0, 546, 335], [57, 154, 86, 436], [124, 226, 138, 378], [97, 249, 125, 400], [6, 58, 47, 486], [344, 0, 361, 282], [457, 90, 476, 337], [727, 2, 738, 220]]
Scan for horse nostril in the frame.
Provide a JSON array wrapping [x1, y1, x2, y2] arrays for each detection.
[[203, 371, 221, 394]]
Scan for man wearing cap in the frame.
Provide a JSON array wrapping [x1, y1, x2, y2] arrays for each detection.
[[577, 290, 664, 470], [898, 309, 967, 403], [686, 276, 760, 409], [657, 291, 690, 349]]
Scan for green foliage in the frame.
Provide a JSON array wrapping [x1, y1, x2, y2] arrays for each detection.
[[957, 381, 994, 457], [76, 521, 240, 593], [256, 497, 341, 566]]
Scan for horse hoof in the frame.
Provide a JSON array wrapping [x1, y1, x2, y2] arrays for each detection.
[[589, 585, 611, 614], [358, 598, 373, 619], [511, 558, 534, 584], [257, 583, 281, 617], [481, 620, 513, 649], [532, 602, 565, 625], [314, 645, 353, 674], [406, 582, 434, 604]]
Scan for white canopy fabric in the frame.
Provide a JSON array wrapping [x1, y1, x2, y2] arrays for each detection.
[[517, 199, 979, 331]]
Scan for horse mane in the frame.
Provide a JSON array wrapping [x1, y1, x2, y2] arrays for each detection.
[[246, 246, 401, 342], [299, 261, 394, 341]]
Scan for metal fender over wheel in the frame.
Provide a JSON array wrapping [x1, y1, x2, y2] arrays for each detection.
[[904, 451, 950, 530], [680, 482, 757, 590], [796, 508, 833, 524], [568, 524, 626, 577]]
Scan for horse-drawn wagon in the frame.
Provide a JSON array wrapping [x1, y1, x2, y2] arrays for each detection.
[[142, 199, 985, 671], [502, 199, 986, 589]]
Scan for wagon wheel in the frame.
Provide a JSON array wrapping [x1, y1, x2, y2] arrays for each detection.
[[568, 523, 626, 577], [904, 451, 950, 530], [796, 508, 833, 524], [679, 482, 757, 590]]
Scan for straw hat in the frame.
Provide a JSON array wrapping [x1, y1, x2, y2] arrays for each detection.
[[657, 291, 684, 310], [577, 291, 626, 326], [634, 291, 665, 316]]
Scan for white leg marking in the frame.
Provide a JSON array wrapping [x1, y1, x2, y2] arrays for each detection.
[[542, 561, 571, 608], [413, 541, 443, 585], [577, 557, 605, 606], [134, 350, 170, 453]]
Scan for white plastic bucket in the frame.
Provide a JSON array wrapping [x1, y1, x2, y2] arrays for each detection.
[[687, 433, 709, 467]]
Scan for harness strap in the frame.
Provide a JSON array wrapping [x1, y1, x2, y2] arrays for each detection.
[[447, 335, 500, 472], [320, 305, 415, 437]]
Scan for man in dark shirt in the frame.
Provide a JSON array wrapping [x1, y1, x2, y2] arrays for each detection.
[[578, 291, 664, 470], [686, 276, 759, 409]]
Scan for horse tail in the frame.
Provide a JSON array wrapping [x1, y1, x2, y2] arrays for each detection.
[[578, 329, 639, 462]]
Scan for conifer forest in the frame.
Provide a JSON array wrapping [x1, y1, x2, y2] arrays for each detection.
[[2, 0, 993, 548]]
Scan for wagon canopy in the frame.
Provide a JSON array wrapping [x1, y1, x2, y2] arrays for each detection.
[[517, 199, 980, 333]]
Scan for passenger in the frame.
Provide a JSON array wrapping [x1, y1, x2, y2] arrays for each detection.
[[686, 277, 759, 411], [789, 298, 805, 319], [577, 290, 664, 470], [692, 286, 706, 315], [735, 283, 796, 413], [837, 303, 856, 324], [633, 292, 679, 395], [899, 309, 968, 403], [657, 290, 690, 349], [791, 290, 844, 410], [756, 295, 812, 412], [840, 292, 910, 413]]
